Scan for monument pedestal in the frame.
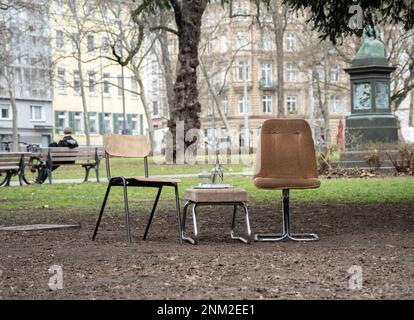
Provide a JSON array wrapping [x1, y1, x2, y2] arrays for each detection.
[[345, 114, 398, 147]]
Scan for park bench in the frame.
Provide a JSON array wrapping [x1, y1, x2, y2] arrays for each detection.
[[0, 152, 27, 186], [38, 146, 103, 184]]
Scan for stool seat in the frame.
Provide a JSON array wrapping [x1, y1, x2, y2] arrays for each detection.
[[185, 188, 248, 203]]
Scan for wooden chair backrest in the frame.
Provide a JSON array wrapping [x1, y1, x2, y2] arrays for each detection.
[[103, 133, 151, 158]]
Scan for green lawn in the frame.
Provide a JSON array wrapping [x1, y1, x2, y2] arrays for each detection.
[[1, 176, 413, 214], [33, 157, 252, 180]]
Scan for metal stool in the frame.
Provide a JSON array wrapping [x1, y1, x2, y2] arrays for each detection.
[[181, 188, 252, 245]]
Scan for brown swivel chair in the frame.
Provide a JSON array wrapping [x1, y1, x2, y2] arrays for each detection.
[[253, 119, 320, 242], [92, 133, 182, 243]]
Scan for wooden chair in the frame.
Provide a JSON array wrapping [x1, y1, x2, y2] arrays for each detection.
[[92, 133, 182, 243], [253, 119, 321, 242]]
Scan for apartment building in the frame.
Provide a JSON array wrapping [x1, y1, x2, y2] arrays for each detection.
[[51, 0, 146, 146], [0, 3, 53, 149], [199, 1, 350, 146], [152, 1, 351, 147]]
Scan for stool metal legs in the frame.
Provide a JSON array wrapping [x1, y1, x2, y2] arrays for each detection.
[[182, 201, 252, 245], [230, 204, 252, 244], [254, 189, 319, 242]]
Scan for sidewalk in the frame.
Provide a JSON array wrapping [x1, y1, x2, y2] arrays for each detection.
[[8, 171, 253, 186]]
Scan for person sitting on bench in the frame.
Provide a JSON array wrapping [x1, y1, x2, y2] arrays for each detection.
[[47, 127, 79, 172]]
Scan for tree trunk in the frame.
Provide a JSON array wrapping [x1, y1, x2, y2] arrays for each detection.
[[409, 90, 414, 127], [136, 76, 155, 151], [6, 66, 18, 151], [77, 57, 90, 146], [169, 0, 207, 161], [314, 69, 330, 146], [199, 61, 230, 131], [157, 28, 175, 120], [271, 0, 286, 118]]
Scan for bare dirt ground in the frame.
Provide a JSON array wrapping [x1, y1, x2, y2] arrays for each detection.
[[0, 202, 413, 299]]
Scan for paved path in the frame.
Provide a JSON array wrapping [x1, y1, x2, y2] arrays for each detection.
[[8, 171, 253, 186]]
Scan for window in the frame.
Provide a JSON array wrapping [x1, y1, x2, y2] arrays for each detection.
[[131, 78, 138, 96], [287, 9, 297, 22], [262, 95, 272, 113], [57, 69, 66, 91], [238, 95, 248, 113], [89, 112, 97, 134], [74, 112, 82, 133], [56, 30, 64, 49], [104, 113, 111, 133], [84, 2, 94, 16], [54, 0, 63, 15], [71, 33, 78, 52], [87, 35, 95, 52], [103, 73, 110, 95], [0, 104, 11, 120], [331, 65, 340, 82], [152, 101, 159, 116], [30, 105, 44, 121], [56, 111, 66, 132], [117, 75, 123, 96], [221, 96, 228, 115], [131, 114, 138, 134], [260, 63, 272, 86], [206, 40, 213, 54], [73, 70, 80, 94], [286, 64, 297, 82], [117, 116, 124, 134], [234, 61, 249, 81], [286, 33, 296, 52], [233, 0, 249, 19], [287, 96, 297, 114], [207, 99, 213, 116], [88, 72, 95, 94], [220, 35, 227, 53], [330, 96, 343, 114], [101, 37, 109, 55], [262, 32, 271, 51], [235, 32, 248, 50]]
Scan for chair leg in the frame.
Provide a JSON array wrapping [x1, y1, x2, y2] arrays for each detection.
[[191, 204, 199, 244], [182, 201, 196, 245], [143, 186, 163, 240], [174, 184, 183, 244], [122, 178, 132, 243], [4, 171, 12, 187], [230, 204, 252, 244], [83, 166, 90, 183], [254, 189, 319, 242], [92, 183, 112, 240], [95, 165, 100, 183]]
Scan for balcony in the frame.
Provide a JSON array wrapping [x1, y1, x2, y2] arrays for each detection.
[[259, 79, 277, 90], [214, 82, 229, 93]]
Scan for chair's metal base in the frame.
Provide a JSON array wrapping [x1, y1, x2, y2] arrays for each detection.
[[254, 232, 319, 242], [254, 189, 319, 242], [182, 201, 252, 245], [92, 177, 182, 243]]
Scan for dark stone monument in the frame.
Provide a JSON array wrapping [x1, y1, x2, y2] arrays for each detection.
[[343, 26, 398, 147]]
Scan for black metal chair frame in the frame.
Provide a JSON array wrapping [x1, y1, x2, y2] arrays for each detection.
[[92, 152, 182, 243]]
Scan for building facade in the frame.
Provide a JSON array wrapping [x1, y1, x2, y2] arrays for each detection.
[[0, 2, 53, 149], [152, 1, 351, 149], [51, 0, 147, 146]]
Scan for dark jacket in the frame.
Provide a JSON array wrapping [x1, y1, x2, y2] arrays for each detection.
[[58, 135, 78, 148], [49, 136, 78, 149]]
